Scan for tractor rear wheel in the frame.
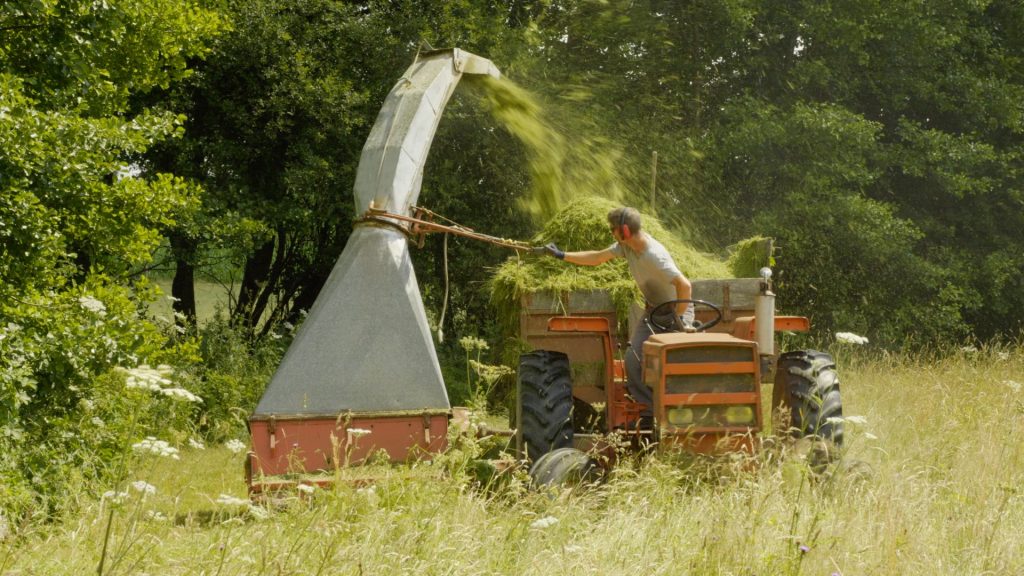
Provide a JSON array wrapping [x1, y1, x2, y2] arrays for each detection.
[[529, 447, 603, 488], [773, 350, 844, 447], [518, 350, 573, 462]]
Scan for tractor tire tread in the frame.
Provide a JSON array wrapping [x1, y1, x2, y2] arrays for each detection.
[[775, 349, 844, 447], [518, 351, 574, 462]]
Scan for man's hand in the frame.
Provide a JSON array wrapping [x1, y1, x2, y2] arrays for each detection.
[[533, 243, 565, 260], [675, 315, 696, 333]]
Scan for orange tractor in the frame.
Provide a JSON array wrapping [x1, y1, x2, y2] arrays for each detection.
[[515, 268, 845, 485]]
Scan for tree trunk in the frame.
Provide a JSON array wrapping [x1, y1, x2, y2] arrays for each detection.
[[249, 228, 290, 331], [169, 232, 197, 324], [235, 238, 275, 329], [286, 267, 328, 325]]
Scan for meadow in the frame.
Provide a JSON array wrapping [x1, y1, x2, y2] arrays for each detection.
[[1, 345, 1021, 575]]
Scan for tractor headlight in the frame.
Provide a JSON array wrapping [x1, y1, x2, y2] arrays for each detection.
[[724, 406, 755, 425], [667, 408, 693, 426]]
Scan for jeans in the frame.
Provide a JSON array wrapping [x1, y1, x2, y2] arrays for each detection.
[[624, 309, 677, 421]]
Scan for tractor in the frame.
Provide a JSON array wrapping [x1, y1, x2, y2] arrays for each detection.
[[515, 267, 844, 485]]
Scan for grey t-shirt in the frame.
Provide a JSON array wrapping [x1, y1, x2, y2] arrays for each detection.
[[610, 235, 693, 323]]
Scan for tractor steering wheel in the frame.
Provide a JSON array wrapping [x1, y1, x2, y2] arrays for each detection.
[[648, 299, 723, 332]]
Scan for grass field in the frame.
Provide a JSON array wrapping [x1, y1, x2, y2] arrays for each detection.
[[147, 277, 235, 325], [2, 346, 1022, 575]]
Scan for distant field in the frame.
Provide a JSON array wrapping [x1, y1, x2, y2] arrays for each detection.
[[3, 347, 1022, 574], [147, 276, 235, 325]]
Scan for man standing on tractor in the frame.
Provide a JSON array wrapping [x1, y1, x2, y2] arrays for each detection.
[[539, 206, 693, 426]]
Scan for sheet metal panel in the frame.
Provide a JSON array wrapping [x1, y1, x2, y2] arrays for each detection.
[[253, 226, 447, 416]]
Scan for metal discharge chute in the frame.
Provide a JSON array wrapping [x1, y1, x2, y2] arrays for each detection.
[[248, 49, 501, 483]]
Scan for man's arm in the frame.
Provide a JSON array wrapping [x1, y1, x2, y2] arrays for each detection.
[[564, 248, 616, 266], [672, 274, 692, 317]]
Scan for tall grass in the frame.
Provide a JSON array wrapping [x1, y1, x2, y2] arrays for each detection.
[[2, 346, 1021, 575]]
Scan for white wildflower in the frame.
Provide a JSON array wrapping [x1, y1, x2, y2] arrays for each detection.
[[999, 352, 1010, 361], [132, 437, 180, 460], [844, 415, 868, 425], [530, 516, 559, 529], [80, 399, 95, 411], [247, 505, 270, 520], [122, 364, 174, 392], [102, 490, 128, 504], [835, 332, 868, 345], [296, 484, 315, 495], [357, 485, 379, 506], [130, 481, 157, 496], [961, 345, 978, 353], [225, 439, 246, 454], [459, 336, 489, 353], [1004, 380, 1022, 393], [216, 494, 249, 506], [159, 387, 202, 403], [145, 510, 168, 521], [78, 296, 107, 316], [864, 432, 878, 440], [91, 417, 104, 428], [188, 438, 206, 450]]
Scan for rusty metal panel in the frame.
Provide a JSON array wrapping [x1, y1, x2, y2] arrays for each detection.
[[249, 414, 448, 477], [520, 290, 620, 390]]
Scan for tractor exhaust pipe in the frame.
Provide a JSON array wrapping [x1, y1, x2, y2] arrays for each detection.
[[755, 267, 775, 357]]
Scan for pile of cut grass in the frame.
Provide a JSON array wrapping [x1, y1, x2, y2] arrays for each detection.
[[726, 235, 774, 278], [488, 196, 730, 339]]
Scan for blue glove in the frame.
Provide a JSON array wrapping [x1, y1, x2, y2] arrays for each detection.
[[534, 243, 565, 260]]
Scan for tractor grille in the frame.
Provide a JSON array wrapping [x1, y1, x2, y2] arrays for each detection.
[[666, 347, 751, 364], [666, 373, 755, 394], [659, 342, 760, 432]]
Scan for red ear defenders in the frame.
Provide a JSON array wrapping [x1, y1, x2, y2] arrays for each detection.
[[619, 210, 632, 240]]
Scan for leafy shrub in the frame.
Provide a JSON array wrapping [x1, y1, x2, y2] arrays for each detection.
[[189, 315, 290, 441], [0, 279, 203, 519]]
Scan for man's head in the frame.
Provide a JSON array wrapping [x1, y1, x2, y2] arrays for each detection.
[[608, 207, 642, 241]]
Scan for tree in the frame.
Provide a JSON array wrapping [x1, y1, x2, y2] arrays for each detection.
[[151, 0, 536, 335], [0, 0, 224, 512], [517, 0, 1024, 344]]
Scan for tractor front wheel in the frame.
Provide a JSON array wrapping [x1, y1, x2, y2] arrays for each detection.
[[529, 447, 603, 488], [773, 350, 844, 447], [518, 350, 573, 462]]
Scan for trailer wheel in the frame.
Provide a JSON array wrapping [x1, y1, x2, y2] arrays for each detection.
[[519, 351, 573, 462], [529, 447, 603, 488], [773, 350, 844, 448]]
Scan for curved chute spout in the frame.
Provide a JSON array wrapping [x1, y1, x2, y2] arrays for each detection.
[[354, 48, 501, 217]]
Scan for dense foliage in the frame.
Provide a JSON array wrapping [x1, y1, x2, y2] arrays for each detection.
[[0, 0, 223, 515], [144, 0, 1024, 349]]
